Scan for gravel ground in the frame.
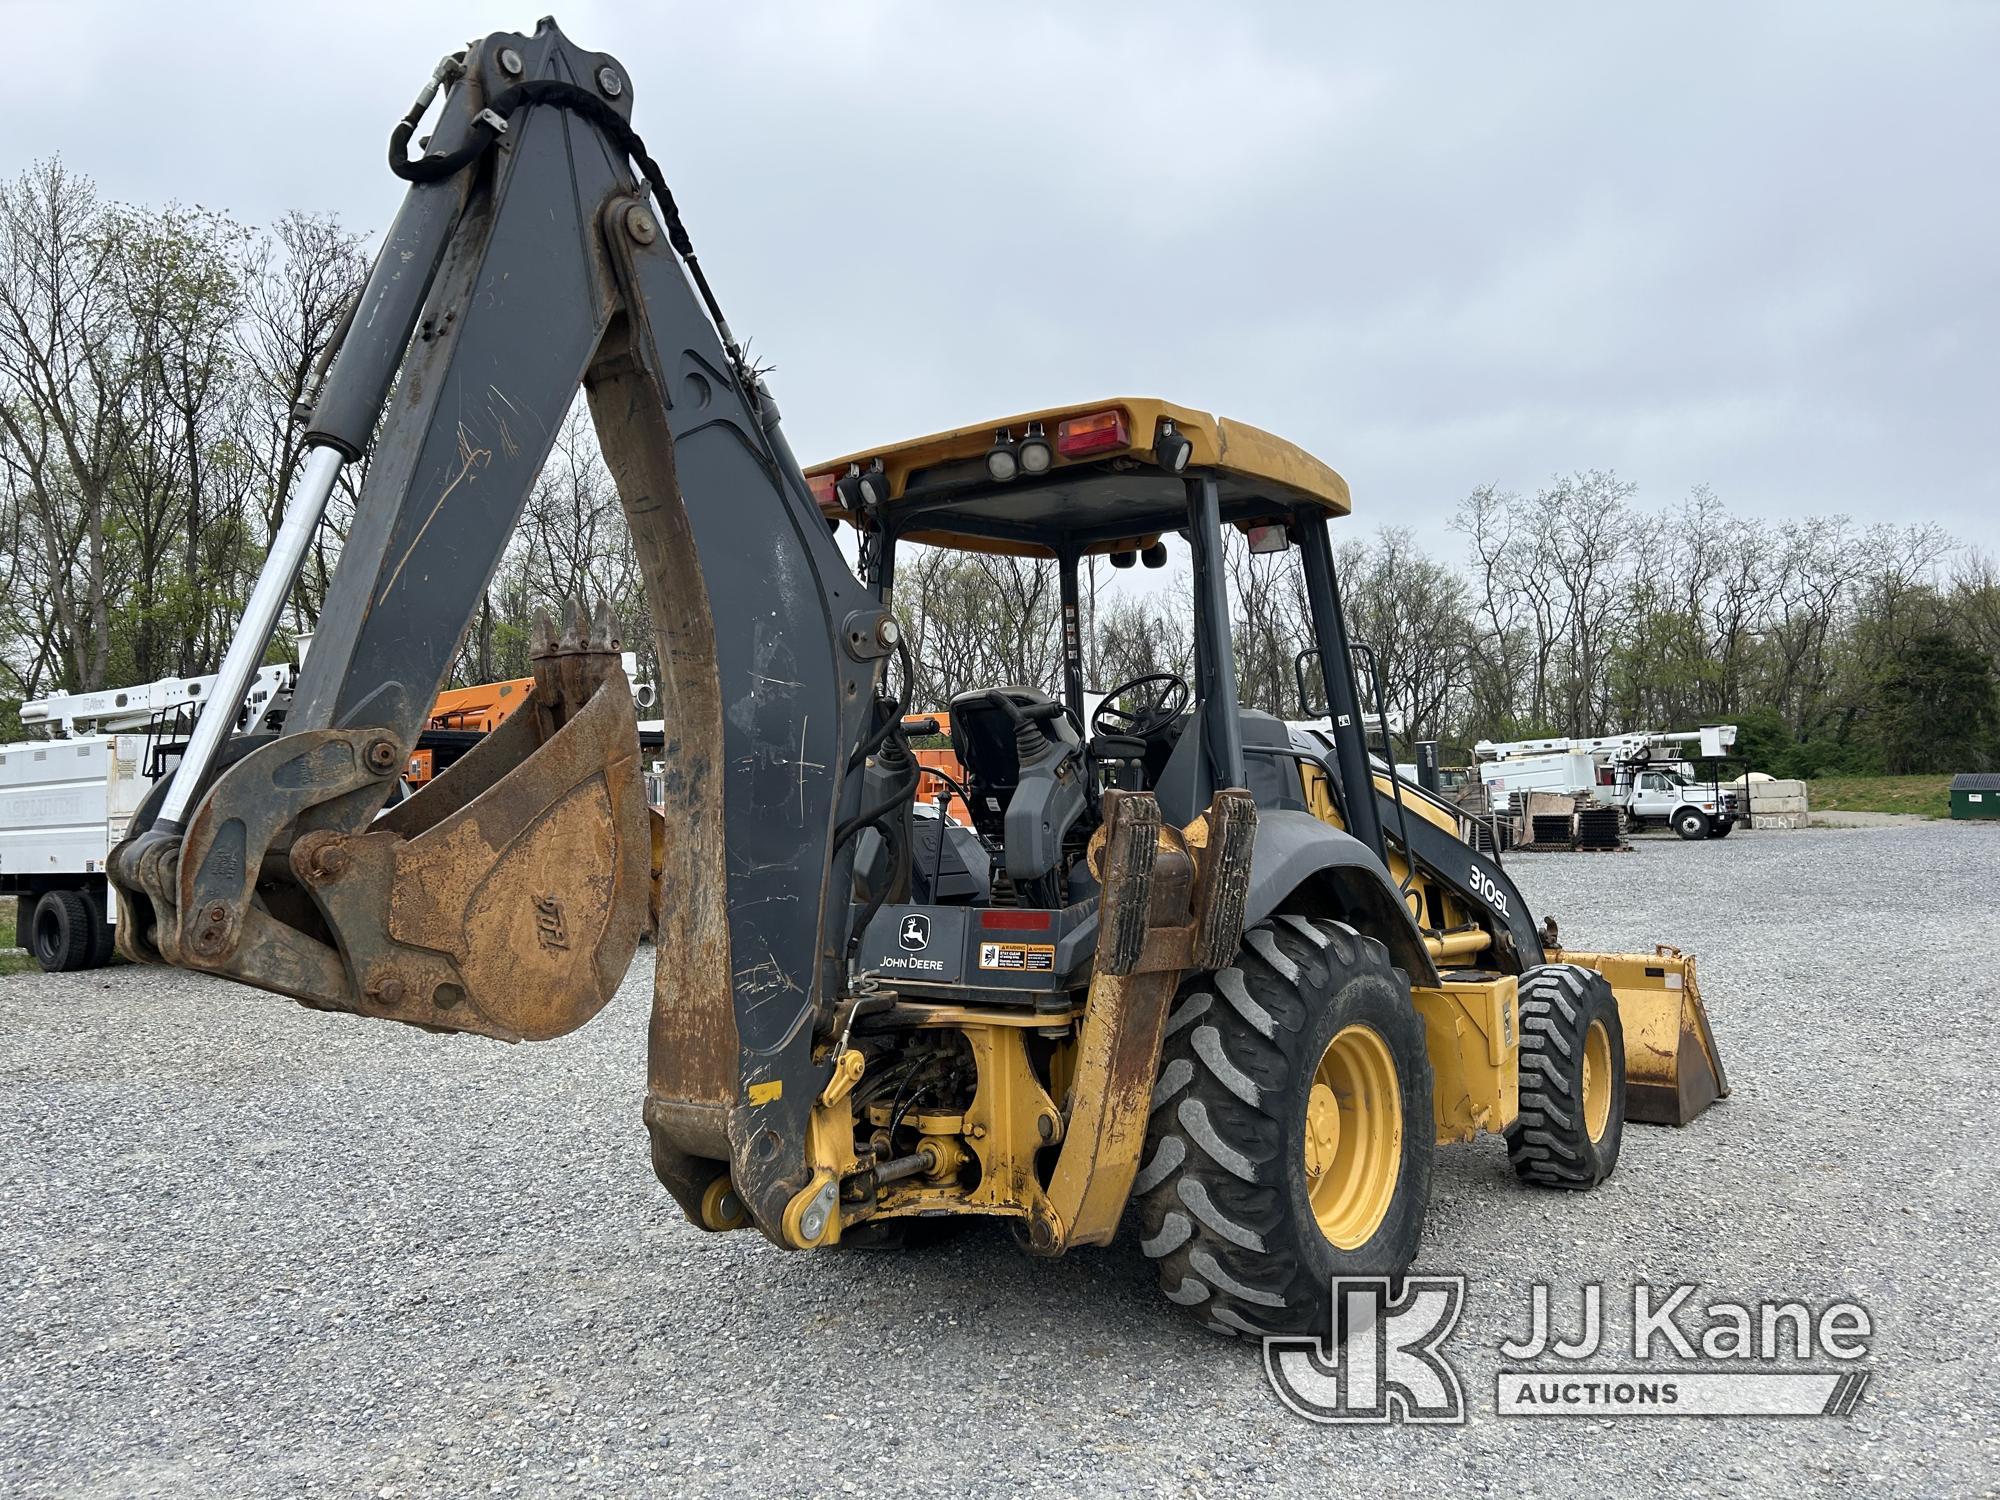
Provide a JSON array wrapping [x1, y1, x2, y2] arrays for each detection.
[[3, 822, 1996, 1498]]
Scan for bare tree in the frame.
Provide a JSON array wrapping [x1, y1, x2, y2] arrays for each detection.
[[1, 157, 1991, 782], [891, 545, 1063, 708], [112, 202, 254, 676], [235, 210, 369, 630], [1452, 484, 1532, 735], [0, 161, 131, 691], [1335, 530, 1474, 741], [1096, 594, 1197, 691]]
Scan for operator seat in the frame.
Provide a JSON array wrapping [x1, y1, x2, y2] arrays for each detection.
[[948, 686, 1082, 845], [1153, 706, 1307, 826]]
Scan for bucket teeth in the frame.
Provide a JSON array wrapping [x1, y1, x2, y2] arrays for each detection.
[[590, 598, 619, 651], [530, 599, 621, 658], [529, 598, 625, 713]]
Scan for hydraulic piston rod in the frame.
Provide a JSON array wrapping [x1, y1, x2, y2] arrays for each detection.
[[153, 444, 346, 829]]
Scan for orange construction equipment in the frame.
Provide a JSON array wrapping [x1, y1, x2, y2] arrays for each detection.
[[406, 678, 534, 786], [903, 712, 970, 823], [427, 677, 535, 733]]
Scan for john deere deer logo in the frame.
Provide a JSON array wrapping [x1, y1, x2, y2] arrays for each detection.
[[534, 894, 570, 951], [899, 913, 931, 951]]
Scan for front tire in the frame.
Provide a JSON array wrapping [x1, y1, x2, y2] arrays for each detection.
[[1674, 808, 1710, 840], [1507, 965, 1625, 1189], [1135, 916, 1433, 1338]]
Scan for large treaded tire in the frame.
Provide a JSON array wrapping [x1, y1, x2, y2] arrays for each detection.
[[30, 890, 95, 972], [1506, 964, 1625, 1189], [1134, 915, 1433, 1338]]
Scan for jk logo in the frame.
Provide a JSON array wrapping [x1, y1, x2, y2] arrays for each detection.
[[1264, 1277, 1467, 1424]]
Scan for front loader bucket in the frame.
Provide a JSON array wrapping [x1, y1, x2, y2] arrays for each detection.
[[1559, 948, 1730, 1125]]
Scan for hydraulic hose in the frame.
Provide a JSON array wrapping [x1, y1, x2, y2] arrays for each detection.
[[833, 637, 920, 849], [390, 73, 743, 370]]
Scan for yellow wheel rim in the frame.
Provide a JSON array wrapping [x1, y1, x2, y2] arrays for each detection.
[[1582, 1018, 1613, 1143], [1303, 1023, 1403, 1250]]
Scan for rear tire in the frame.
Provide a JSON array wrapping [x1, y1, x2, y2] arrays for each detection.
[[1507, 965, 1625, 1189], [1135, 916, 1433, 1338], [30, 890, 95, 972], [1674, 808, 1710, 840]]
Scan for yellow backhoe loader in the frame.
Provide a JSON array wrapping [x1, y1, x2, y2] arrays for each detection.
[[110, 19, 1725, 1337]]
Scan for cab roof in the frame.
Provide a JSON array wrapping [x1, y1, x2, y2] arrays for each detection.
[[805, 398, 1351, 558]]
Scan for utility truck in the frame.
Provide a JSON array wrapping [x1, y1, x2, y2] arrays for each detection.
[[3, 666, 295, 969], [1475, 726, 1742, 840]]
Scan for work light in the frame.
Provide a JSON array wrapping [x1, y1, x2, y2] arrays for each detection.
[[1019, 421, 1053, 475], [1246, 523, 1289, 554], [986, 429, 1020, 482], [834, 464, 866, 510]]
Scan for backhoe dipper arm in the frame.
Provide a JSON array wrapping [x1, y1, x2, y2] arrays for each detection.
[[109, 20, 893, 1236]]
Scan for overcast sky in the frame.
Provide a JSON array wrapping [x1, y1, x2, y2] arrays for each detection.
[[6, 1, 1995, 555]]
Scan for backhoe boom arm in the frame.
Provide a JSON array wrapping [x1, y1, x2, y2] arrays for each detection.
[[110, 19, 893, 1235]]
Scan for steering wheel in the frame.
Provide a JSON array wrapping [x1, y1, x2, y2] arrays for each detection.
[[1091, 672, 1191, 740]]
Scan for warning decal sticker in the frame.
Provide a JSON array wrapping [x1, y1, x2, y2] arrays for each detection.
[[977, 942, 1056, 973]]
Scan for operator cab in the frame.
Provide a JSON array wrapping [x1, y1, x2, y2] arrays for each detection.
[[810, 399, 1367, 1003]]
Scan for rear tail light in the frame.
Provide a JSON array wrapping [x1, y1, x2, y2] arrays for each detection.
[[806, 471, 839, 509], [1056, 409, 1129, 457], [981, 909, 1054, 931]]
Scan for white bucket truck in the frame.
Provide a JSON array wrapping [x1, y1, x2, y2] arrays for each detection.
[[1474, 725, 1741, 841]]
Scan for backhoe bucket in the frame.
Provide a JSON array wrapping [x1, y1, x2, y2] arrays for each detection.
[[1559, 948, 1730, 1125], [111, 607, 653, 1044]]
